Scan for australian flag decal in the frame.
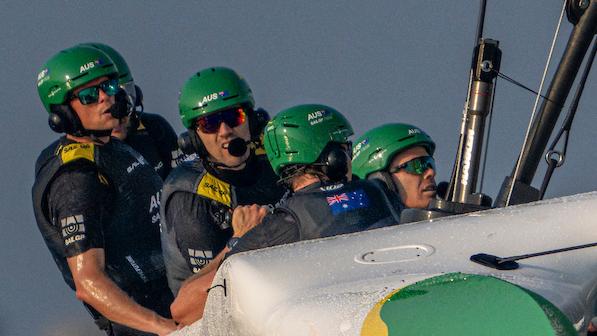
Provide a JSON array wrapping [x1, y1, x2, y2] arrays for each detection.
[[326, 189, 369, 215]]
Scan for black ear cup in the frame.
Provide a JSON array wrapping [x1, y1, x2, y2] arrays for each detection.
[[48, 112, 65, 134], [178, 130, 207, 157], [319, 143, 350, 182], [177, 131, 195, 156], [249, 107, 270, 141], [367, 171, 397, 193], [48, 105, 85, 137], [109, 89, 132, 119], [134, 85, 144, 111]]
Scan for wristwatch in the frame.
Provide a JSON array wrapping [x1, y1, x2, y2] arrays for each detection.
[[226, 237, 240, 250]]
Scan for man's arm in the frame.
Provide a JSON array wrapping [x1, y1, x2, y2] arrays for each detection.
[[49, 165, 175, 334], [68, 248, 177, 335], [171, 204, 268, 325], [170, 248, 226, 326]]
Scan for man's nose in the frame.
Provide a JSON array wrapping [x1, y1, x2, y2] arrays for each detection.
[[217, 121, 234, 136], [98, 88, 112, 104], [423, 165, 436, 180]]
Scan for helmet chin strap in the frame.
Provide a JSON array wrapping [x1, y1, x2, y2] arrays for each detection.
[[208, 160, 247, 170], [70, 121, 113, 138], [89, 133, 108, 145]]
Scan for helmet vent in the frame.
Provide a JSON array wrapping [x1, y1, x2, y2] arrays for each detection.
[[71, 72, 89, 81], [222, 94, 239, 101], [397, 134, 415, 142], [282, 123, 299, 128]]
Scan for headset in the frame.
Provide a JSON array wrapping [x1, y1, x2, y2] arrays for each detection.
[[48, 104, 88, 137], [178, 106, 271, 158], [315, 142, 351, 183], [124, 85, 145, 133], [367, 171, 397, 193], [134, 84, 144, 112]]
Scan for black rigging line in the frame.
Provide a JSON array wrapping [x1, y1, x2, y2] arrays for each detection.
[[475, 0, 488, 44], [493, 70, 561, 106], [539, 35, 597, 199]]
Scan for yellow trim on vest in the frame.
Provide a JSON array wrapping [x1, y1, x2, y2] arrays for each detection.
[[197, 173, 231, 207], [137, 120, 146, 131], [61, 143, 95, 164], [255, 147, 266, 156]]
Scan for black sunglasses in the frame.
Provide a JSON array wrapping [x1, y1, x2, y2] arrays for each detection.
[[389, 156, 436, 175], [71, 78, 119, 105]]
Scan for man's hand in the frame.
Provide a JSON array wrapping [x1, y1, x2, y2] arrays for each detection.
[[588, 316, 597, 335], [231, 204, 268, 238]]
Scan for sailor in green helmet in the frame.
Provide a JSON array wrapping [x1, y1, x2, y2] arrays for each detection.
[[171, 104, 402, 325], [161, 67, 287, 322], [352, 123, 437, 209], [31, 46, 176, 335], [79, 42, 183, 180]]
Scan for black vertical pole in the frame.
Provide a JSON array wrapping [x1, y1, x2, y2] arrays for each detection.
[[495, 0, 597, 206], [514, 1, 597, 185]]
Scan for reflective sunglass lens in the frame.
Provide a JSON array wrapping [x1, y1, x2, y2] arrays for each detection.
[[222, 108, 246, 128], [77, 87, 100, 105], [198, 116, 218, 133], [197, 108, 246, 133], [406, 156, 435, 174], [75, 79, 119, 105], [100, 79, 120, 96], [391, 156, 435, 175]]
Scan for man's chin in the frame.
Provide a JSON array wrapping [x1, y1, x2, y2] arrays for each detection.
[[421, 192, 437, 207], [219, 156, 248, 170]]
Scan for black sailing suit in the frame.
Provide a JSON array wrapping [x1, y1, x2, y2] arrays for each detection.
[[32, 137, 172, 335], [123, 112, 185, 180]]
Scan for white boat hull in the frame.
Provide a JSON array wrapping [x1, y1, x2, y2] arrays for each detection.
[[174, 191, 597, 335]]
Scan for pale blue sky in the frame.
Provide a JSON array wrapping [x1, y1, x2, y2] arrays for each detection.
[[1, 1, 595, 335]]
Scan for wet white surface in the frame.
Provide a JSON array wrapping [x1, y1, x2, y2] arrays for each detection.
[[172, 191, 597, 335]]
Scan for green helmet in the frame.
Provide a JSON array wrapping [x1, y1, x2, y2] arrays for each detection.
[[178, 67, 254, 129], [37, 46, 118, 114], [78, 42, 133, 84], [264, 104, 354, 175], [352, 123, 435, 179]]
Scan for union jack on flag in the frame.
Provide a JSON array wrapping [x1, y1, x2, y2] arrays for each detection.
[[326, 189, 369, 215], [326, 193, 349, 205]]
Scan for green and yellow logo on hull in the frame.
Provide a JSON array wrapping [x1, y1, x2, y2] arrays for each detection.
[[361, 273, 576, 336]]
